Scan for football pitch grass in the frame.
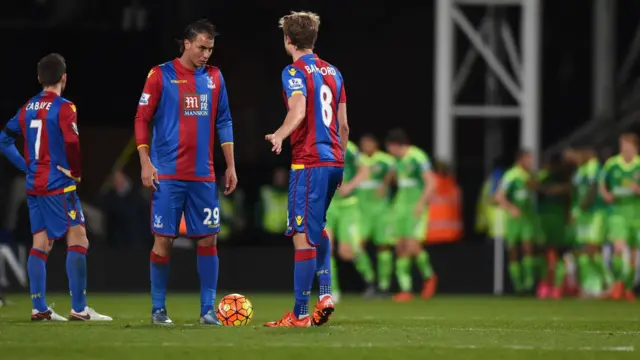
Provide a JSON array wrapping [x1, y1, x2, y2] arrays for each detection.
[[1, 293, 640, 360]]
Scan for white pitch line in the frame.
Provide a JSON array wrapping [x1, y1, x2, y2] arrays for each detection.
[[0, 341, 633, 352]]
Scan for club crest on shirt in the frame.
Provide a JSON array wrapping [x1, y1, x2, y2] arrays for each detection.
[[183, 93, 209, 116], [207, 76, 216, 89]]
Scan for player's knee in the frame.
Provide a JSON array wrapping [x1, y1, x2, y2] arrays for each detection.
[[197, 235, 217, 247], [338, 244, 355, 260], [153, 236, 173, 256], [32, 231, 50, 252], [67, 225, 89, 248]]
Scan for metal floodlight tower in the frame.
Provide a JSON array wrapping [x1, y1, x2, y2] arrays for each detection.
[[434, 0, 541, 166], [434, 0, 541, 295]]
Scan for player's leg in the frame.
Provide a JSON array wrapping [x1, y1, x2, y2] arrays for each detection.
[[149, 180, 185, 324], [505, 218, 524, 293], [519, 216, 536, 292], [607, 215, 628, 300], [54, 193, 110, 321], [323, 203, 340, 301], [24, 195, 60, 320], [337, 204, 375, 297], [372, 207, 394, 296], [590, 212, 613, 291], [392, 202, 413, 302], [623, 226, 639, 301], [311, 167, 342, 326], [267, 167, 335, 327], [411, 211, 437, 300], [185, 181, 222, 324], [534, 215, 551, 298]]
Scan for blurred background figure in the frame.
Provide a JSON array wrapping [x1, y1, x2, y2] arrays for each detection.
[[99, 170, 148, 248], [256, 167, 288, 239]]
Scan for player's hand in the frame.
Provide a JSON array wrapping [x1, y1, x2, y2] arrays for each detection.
[[509, 207, 521, 217], [224, 167, 238, 195], [602, 192, 614, 203], [413, 202, 425, 218], [56, 165, 81, 183], [265, 133, 283, 154], [141, 161, 159, 191], [338, 183, 354, 197]]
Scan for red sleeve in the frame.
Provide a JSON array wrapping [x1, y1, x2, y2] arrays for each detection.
[[134, 66, 163, 148], [339, 82, 347, 104], [58, 102, 81, 178]]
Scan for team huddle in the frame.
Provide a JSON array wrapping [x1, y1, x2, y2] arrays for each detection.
[[494, 134, 640, 300]]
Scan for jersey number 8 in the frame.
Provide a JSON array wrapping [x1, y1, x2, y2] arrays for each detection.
[[320, 84, 333, 128]]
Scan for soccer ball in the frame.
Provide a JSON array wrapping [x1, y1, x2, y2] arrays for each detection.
[[216, 293, 254, 326]]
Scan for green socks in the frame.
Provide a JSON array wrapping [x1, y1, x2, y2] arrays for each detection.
[[414, 250, 433, 280], [508, 261, 522, 292], [522, 255, 534, 290], [377, 250, 393, 291], [554, 259, 566, 287], [577, 253, 591, 288], [396, 257, 412, 292], [354, 251, 375, 284]]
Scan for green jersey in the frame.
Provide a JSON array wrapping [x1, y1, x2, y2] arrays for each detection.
[[599, 155, 640, 214], [500, 165, 534, 213], [395, 146, 432, 203], [537, 168, 568, 214], [358, 151, 395, 204], [573, 157, 602, 213], [334, 141, 361, 201]]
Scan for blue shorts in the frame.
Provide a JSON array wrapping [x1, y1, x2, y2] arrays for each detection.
[[151, 180, 220, 238], [28, 191, 85, 240], [285, 166, 343, 246]]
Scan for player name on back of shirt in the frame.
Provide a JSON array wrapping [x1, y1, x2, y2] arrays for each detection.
[[303, 64, 337, 76]]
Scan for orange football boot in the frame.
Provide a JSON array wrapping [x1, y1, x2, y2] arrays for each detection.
[[421, 275, 438, 299], [264, 312, 311, 328], [312, 295, 335, 326], [624, 290, 636, 302], [392, 291, 413, 302], [610, 281, 624, 300]]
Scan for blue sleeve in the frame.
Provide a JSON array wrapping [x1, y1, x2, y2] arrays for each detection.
[[490, 169, 504, 194], [0, 113, 27, 173], [281, 66, 307, 99], [216, 72, 233, 145]]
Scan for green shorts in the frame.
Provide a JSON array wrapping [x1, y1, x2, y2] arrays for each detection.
[[391, 200, 428, 241], [505, 213, 535, 247], [325, 198, 361, 247], [606, 214, 640, 248], [539, 212, 571, 247], [575, 211, 605, 245], [360, 202, 394, 246]]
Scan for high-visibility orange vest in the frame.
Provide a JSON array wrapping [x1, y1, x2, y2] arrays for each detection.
[[426, 174, 463, 243]]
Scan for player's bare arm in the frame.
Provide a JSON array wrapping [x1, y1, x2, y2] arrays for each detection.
[[340, 163, 370, 196], [0, 116, 28, 174], [266, 94, 306, 154], [495, 188, 520, 217], [599, 181, 614, 203], [414, 169, 435, 217], [221, 143, 237, 195], [337, 102, 349, 153], [378, 169, 395, 197]]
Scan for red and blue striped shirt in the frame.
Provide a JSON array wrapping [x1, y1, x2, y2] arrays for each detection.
[[135, 59, 233, 182], [0, 90, 80, 195], [281, 54, 346, 167]]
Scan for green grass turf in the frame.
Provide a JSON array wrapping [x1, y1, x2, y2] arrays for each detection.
[[1, 293, 640, 360]]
